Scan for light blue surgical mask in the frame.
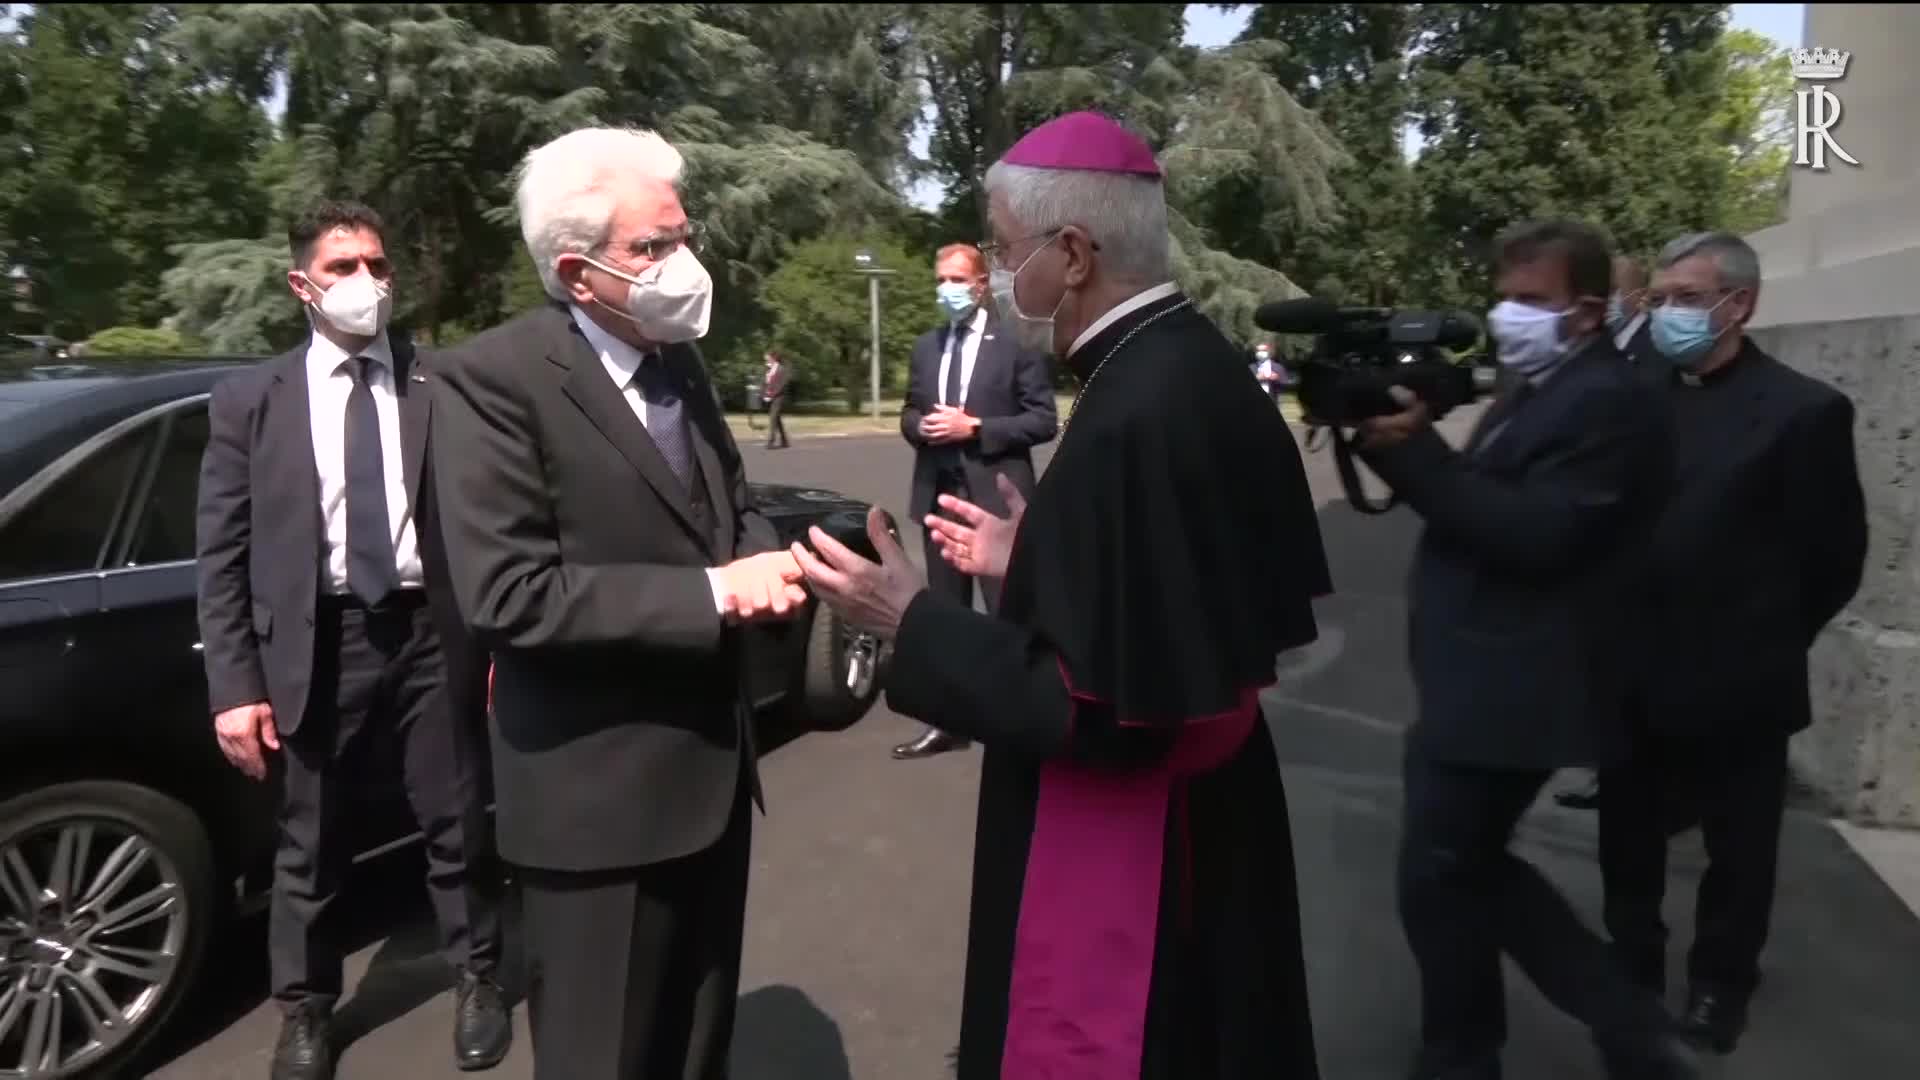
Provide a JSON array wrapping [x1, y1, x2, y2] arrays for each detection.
[[1650, 294, 1732, 370], [936, 281, 978, 322], [1605, 293, 1629, 335]]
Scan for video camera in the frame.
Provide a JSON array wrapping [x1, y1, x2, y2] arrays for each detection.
[[1253, 298, 1487, 426], [1253, 298, 1492, 515]]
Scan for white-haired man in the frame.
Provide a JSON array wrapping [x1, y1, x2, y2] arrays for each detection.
[[795, 111, 1330, 1079], [430, 126, 806, 1077]]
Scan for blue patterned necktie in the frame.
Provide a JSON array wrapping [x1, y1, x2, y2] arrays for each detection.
[[631, 354, 694, 488]]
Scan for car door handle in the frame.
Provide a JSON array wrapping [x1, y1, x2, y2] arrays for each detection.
[[192, 641, 204, 652]]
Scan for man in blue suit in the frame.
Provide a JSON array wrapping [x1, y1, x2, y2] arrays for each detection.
[[893, 242, 1058, 759]]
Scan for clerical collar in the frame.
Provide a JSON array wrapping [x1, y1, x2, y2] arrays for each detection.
[[1068, 282, 1182, 361], [1674, 337, 1753, 389]]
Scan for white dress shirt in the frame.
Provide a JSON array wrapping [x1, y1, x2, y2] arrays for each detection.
[[569, 307, 735, 616], [1068, 281, 1182, 359], [936, 306, 990, 408], [306, 333, 423, 595]]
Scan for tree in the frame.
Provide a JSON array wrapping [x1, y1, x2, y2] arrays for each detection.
[[1407, 3, 1734, 306], [0, 4, 271, 338], [1714, 28, 1792, 235], [82, 325, 197, 356], [759, 235, 930, 410]]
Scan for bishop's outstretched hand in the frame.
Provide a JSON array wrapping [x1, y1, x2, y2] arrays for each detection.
[[928, 473, 1027, 580]]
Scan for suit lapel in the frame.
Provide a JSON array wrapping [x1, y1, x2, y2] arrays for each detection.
[[671, 347, 733, 556], [965, 323, 1001, 408], [262, 348, 324, 568], [555, 327, 707, 547], [393, 335, 430, 508]]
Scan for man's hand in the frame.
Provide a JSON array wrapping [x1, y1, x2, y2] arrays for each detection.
[[790, 507, 926, 640], [919, 404, 981, 445], [714, 551, 810, 622], [927, 473, 1027, 579], [1356, 386, 1431, 450], [214, 701, 279, 781]]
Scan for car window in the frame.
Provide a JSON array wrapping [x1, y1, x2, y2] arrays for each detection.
[[0, 426, 150, 582], [125, 404, 211, 566]]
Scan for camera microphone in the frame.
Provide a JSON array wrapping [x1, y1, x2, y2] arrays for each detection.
[[1253, 297, 1346, 334]]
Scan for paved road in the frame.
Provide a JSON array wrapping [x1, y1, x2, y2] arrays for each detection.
[[149, 418, 1920, 1079]]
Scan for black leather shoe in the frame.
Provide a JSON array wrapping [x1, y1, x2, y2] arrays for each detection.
[[453, 969, 513, 1071], [1554, 777, 1602, 810], [271, 1001, 335, 1080], [1678, 987, 1748, 1054], [892, 729, 972, 760]]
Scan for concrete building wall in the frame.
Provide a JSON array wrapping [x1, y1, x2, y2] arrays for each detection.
[[1744, 5, 1920, 827]]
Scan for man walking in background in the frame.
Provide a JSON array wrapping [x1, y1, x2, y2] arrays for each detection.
[[892, 241, 1057, 761], [763, 349, 791, 449], [195, 200, 509, 1080]]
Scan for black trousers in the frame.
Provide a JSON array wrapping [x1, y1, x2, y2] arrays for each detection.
[[922, 469, 980, 612], [765, 396, 789, 448], [1397, 745, 1667, 1076], [519, 775, 753, 1079], [270, 594, 500, 1009], [1598, 732, 1789, 997]]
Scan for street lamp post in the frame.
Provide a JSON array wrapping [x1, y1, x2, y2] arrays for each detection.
[[852, 248, 898, 420]]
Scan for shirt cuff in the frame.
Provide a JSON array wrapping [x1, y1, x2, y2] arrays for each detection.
[[706, 568, 730, 615]]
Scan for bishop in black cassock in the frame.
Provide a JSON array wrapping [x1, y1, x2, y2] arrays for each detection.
[[796, 111, 1330, 1080]]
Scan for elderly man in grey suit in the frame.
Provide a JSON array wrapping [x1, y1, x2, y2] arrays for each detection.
[[195, 200, 509, 1080]]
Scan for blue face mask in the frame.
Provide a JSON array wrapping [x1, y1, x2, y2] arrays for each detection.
[[936, 281, 978, 321], [1650, 294, 1732, 370]]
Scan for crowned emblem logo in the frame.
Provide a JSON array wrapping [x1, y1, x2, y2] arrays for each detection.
[[1790, 47, 1851, 81], [1791, 46, 1860, 170]]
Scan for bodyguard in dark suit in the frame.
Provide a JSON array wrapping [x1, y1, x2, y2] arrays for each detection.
[[430, 127, 807, 1079], [195, 201, 509, 1080], [1356, 220, 1695, 1080], [893, 242, 1057, 759], [1599, 231, 1867, 1055]]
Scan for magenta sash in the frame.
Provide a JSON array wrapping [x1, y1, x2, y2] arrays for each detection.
[[999, 666, 1262, 1079]]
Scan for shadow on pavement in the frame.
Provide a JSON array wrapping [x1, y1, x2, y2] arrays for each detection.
[[730, 983, 854, 1080]]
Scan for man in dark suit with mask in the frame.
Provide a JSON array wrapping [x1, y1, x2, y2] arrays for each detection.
[[1354, 219, 1696, 1080], [1598, 231, 1866, 1057], [431, 126, 806, 1079], [892, 242, 1058, 760], [195, 200, 509, 1080]]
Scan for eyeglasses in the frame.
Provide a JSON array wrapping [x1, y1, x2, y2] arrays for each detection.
[[1643, 287, 1733, 310], [979, 229, 1063, 272], [608, 221, 708, 265]]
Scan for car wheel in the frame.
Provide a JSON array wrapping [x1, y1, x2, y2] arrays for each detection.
[[798, 605, 885, 732], [0, 781, 217, 1079]]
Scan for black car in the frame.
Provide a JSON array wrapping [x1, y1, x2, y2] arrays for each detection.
[[0, 358, 887, 1078]]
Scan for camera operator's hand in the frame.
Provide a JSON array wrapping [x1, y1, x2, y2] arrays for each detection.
[[1357, 386, 1431, 450]]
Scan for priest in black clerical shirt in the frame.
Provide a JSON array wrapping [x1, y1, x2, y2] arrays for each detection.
[[795, 112, 1329, 1080]]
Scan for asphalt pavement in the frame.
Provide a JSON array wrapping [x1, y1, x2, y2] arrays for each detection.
[[147, 413, 1920, 1079]]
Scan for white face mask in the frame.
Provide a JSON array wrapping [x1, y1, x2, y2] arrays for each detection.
[[989, 237, 1066, 354], [584, 245, 713, 344], [1486, 300, 1570, 375], [303, 272, 393, 337]]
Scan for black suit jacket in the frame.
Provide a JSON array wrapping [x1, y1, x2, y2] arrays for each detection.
[[1638, 338, 1866, 738], [194, 332, 488, 739], [900, 314, 1057, 518], [430, 304, 779, 873], [1362, 338, 1675, 770]]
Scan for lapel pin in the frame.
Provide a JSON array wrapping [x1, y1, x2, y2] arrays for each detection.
[[411, 373, 427, 383]]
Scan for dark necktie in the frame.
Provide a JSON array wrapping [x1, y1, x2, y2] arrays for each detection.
[[632, 354, 694, 488], [343, 356, 397, 605], [943, 321, 969, 406]]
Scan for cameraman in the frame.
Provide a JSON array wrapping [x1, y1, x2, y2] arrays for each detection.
[[1354, 220, 1693, 1080]]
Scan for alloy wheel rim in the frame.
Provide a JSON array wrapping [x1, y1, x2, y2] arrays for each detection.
[[0, 819, 187, 1078], [842, 628, 879, 699]]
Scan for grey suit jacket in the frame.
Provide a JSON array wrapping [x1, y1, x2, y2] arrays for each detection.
[[430, 304, 780, 873]]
